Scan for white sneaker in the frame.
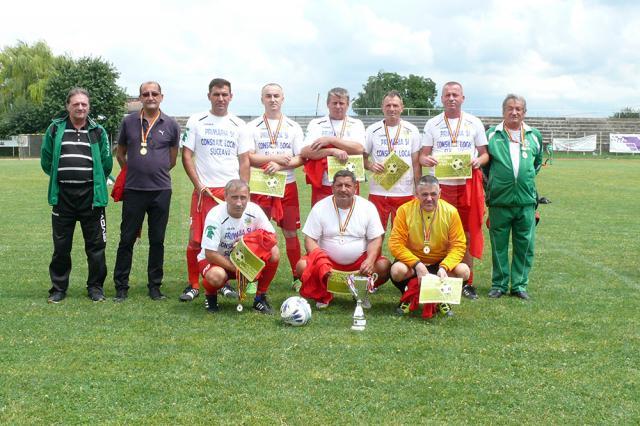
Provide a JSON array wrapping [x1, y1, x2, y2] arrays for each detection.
[[179, 286, 199, 302], [315, 301, 329, 309], [219, 283, 238, 298]]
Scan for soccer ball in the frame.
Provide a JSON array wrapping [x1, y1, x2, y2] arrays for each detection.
[[345, 162, 356, 173], [280, 296, 312, 326], [233, 250, 245, 263], [265, 176, 279, 189], [387, 163, 399, 174], [451, 158, 465, 171]]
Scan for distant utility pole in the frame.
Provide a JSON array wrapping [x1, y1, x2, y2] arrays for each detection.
[[315, 93, 320, 116]]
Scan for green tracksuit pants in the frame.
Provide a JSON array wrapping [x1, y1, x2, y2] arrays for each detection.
[[488, 205, 536, 293]]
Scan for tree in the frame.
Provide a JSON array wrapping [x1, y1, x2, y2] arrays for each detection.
[[41, 56, 127, 137], [611, 107, 640, 119], [352, 71, 439, 116], [0, 40, 59, 113]]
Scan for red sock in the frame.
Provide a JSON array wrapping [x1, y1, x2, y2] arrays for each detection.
[[467, 270, 474, 285], [186, 245, 201, 289], [285, 236, 301, 277], [257, 259, 279, 295]]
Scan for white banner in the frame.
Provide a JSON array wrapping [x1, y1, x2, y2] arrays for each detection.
[[552, 134, 597, 152], [0, 136, 27, 148], [610, 134, 640, 153]]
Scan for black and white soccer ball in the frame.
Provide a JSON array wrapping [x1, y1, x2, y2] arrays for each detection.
[[387, 163, 399, 174], [280, 296, 312, 326], [345, 162, 356, 173], [233, 250, 245, 263], [451, 158, 465, 171], [265, 176, 279, 189]]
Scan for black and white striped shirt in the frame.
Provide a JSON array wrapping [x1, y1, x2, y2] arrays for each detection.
[[58, 119, 93, 184]]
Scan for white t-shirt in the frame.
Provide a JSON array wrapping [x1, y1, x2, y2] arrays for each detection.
[[508, 129, 521, 179], [304, 116, 366, 186], [302, 195, 385, 265], [198, 201, 275, 261], [241, 115, 304, 184], [182, 111, 250, 187], [422, 112, 488, 186], [364, 119, 421, 196]]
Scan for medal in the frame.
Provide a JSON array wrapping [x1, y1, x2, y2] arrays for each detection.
[[264, 114, 283, 148], [423, 245, 431, 254], [140, 109, 160, 157], [333, 196, 355, 246], [383, 120, 403, 154], [443, 113, 463, 148], [419, 204, 438, 257], [140, 147, 147, 156], [522, 151, 528, 159]]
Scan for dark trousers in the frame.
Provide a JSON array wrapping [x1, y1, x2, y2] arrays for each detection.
[[49, 185, 107, 294], [113, 189, 171, 290]]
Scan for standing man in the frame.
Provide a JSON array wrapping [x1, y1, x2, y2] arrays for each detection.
[[388, 175, 469, 318], [41, 87, 112, 303], [113, 81, 181, 301], [181, 78, 250, 302], [301, 87, 365, 205], [420, 81, 489, 300], [364, 90, 421, 231], [242, 83, 305, 290], [485, 94, 543, 300], [296, 170, 390, 309]]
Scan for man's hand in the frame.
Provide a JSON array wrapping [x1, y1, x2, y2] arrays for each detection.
[[264, 161, 283, 174], [199, 185, 215, 199], [359, 258, 375, 276], [421, 155, 438, 167], [331, 148, 348, 161], [369, 162, 386, 174], [310, 137, 333, 151], [437, 267, 448, 281], [273, 154, 292, 166], [470, 157, 482, 169], [414, 262, 429, 279]]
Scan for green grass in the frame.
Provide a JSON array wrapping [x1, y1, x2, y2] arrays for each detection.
[[0, 158, 638, 424]]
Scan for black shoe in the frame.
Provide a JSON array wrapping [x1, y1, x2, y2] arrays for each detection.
[[205, 294, 219, 313], [113, 288, 128, 302], [437, 303, 454, 317], [148, 287, 166, 301], [395, 302, 410, 316], [88, 287, 106, 302], [179, 285, 200, 302], [461, 284, 479, 300], [47, 291, 66, 304], [538, 196, 551, 204], [253, 294, 273, 315], [511, 290, 530, 300], [488, 289, 504, 298]]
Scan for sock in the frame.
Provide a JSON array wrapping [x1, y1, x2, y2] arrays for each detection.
[[466, 270, 474, 286], [257, 259, 279, 294], [186, 245, 200, 290], [285, 236, 301, 277]]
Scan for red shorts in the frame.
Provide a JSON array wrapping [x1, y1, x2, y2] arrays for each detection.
[[311, 183, 360, 206], [251, 181, 301, 231], [368, 194, 415, 229], [440, 184, 470, 231], [189, 187, 226, 245], [198, 259, 232, 281]]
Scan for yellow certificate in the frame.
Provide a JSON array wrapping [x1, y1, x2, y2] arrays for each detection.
[[249, 167, 286, 197], [433, 152, 472, 180], [230, 238, 266, 282], [327, 155, 365, 182], [418, 274, 463, 304], [372, 151, 410, 190]]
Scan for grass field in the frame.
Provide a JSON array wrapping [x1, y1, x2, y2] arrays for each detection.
[[0, 158, 638, 424]]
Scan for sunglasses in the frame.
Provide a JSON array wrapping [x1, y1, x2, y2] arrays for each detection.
[[141, 91, 161, 98]]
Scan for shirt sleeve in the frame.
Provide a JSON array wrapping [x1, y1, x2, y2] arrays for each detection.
[[200, 212, 222, 252], [292, 123, 305, 156], [364, 200, 385, 240], [439, 210, 466, 272], [388, 203, 421, 267], [117, 119, 128, 146], [421, 120, 434, 147], [473, 117, 488, 147], [255, 204, 276, 233], [303, 120, 321, 147], [181, 115, 197, 151], [350, 120, 366, 146], [302, 204, 322, 240], [237, 123, 252, 155], [410, 126, 421, 153]]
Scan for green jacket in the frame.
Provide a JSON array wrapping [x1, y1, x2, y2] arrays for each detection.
[[484, 122, 542, 207], [40, 117, 113, 207]]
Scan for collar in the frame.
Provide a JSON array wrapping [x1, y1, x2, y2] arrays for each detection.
[[495, 121, 531, 133]]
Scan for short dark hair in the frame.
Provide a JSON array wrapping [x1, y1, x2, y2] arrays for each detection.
[[66, 87, 90, 105], [442, 81, 463, 93], [209, 78, 231, 92], [382, 90, 403, 105], [332, 169, 357, 184], [139, 81, 162, 95], [326, 87, 349, 103], [417, 174, 440, 188]]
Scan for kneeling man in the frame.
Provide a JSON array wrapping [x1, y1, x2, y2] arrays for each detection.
[[388, 175, 469, 317], [296, 170, 390, 308], [198, 179, 279, 314]]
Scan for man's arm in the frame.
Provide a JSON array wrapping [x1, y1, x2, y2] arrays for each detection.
[[239, 151, 250, 182], [40, 124, 54, 174], [181, 147, 203, 190], [472, 145, 489, 169], [205, 249, 237, 274], [411, 151, 421, 189], [116, 144, 127, 169], [419, 145, 438, 167], [360, 235, 382, 275], [304, 235, 320, 254], [169, 145, 178, 170], [99, 128, 113, 177]]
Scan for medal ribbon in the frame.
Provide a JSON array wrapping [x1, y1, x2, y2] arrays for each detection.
[[419, 202, 438, 248], [330, 118, 348, 139], [505, 125, 527, 152], [263, 114, 283, 148], [332, 196, 355, 236], [383, 120, 402, 153], [443, 113, 463, 147], [140, 110, 161, 148]]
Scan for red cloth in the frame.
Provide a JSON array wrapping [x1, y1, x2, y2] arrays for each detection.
[[466, 168, 485, 259], [304, 158, 328, 190], [399, 277, 438, 319], [110, 166, 127, 202], [299, 249, 370, 305], [242, 229, 278, 280]]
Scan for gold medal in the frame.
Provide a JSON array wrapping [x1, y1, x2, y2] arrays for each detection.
[[423, 245, 431, 255], [522, 151, 528, 159], [140, 147, 147, 156]]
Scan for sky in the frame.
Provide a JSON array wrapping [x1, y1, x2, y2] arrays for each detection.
[[2, 0, 639, 118]]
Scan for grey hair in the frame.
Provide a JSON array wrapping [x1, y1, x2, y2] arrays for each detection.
[[66, 87, 90, 105], [224, 179, 249, 195], [332, 169, 357, 184], [502, 94, 527, 113], [327, 87, 350, 103]]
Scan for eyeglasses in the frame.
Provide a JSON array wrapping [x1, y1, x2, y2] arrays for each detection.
[[141, 91, 161, 98]]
